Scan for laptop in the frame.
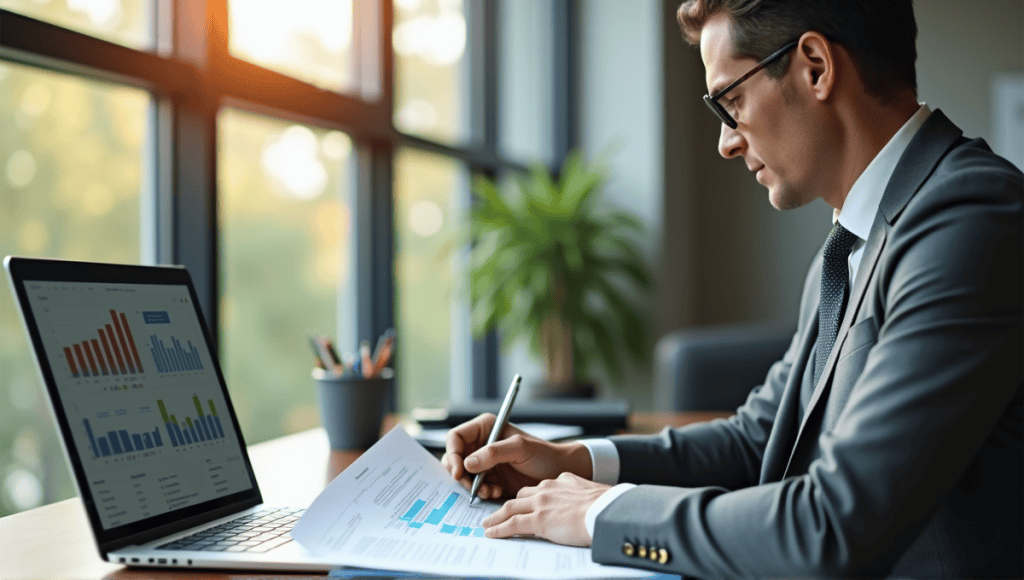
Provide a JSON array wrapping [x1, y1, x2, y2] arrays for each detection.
[[4, 256, 339, 572]]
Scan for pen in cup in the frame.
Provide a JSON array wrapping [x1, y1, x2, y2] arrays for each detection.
[[308, 335, 326, 370], [307, 329, 395, 378], [359, 341, 373, 378], [469, 373, 522, 505]]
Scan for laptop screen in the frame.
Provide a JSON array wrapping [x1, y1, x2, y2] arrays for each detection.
[[19, 277, 255, 531]]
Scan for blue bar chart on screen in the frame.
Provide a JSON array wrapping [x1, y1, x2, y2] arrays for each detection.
[[139, 310, 207, 374], [24, 281, 253, 529], [84, 417, 165, 458]]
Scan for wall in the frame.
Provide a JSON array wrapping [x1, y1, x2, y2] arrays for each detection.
[[512, 0, 1023, 410], [659, 0, 1024, 333], [915, 0, 1024, 148], [578, 0, 664, 408]]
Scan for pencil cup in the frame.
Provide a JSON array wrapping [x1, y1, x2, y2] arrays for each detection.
[[313, 367, 394, 450]]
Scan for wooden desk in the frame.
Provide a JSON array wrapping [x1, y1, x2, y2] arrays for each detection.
[[0, 412, 731, 580]]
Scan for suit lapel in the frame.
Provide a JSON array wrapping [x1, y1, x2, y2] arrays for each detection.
[[780, 109, 964, 479], [781, 220, 887, 478], [760, 302, 819, 483]]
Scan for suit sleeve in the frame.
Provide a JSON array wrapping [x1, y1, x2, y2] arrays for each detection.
[[606, 249, 820, 491], [591, 160, 1023, 578]]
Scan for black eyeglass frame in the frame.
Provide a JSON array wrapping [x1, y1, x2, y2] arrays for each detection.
[[703, 39, 800, 129]]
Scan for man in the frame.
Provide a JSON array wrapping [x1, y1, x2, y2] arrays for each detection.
[[443, 0, 1023, 577]]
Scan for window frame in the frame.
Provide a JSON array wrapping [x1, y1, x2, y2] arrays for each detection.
[[0, 0, 578, 402]]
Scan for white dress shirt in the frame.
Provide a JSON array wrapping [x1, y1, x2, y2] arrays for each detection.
[[580, 104, 933, 541]]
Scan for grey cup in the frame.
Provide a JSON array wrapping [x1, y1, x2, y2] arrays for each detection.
[[314, 367, 394, 449]]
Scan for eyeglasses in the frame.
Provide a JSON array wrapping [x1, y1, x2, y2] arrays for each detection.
[[703, 40, 800, 129]]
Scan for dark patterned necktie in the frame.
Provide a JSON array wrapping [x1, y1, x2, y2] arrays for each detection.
[[813, 224, 859, 387]]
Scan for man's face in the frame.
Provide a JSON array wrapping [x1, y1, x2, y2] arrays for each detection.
[[699, 14, 818, 210]]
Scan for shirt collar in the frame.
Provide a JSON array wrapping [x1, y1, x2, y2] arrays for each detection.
[[832, 104, 932, 237]]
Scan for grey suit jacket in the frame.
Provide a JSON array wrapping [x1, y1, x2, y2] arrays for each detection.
[[593, 110, 1023, 578]]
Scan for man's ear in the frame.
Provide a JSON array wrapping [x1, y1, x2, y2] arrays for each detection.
[[793, 31, 835, 102]]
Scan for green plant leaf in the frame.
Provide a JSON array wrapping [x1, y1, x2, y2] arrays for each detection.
[[458, 147, 653, 387]]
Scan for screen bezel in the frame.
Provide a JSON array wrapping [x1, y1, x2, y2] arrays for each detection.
[[4, 256, 264, 556]]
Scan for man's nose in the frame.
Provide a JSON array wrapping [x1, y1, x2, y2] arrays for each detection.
[[718, 122, 745, 159]]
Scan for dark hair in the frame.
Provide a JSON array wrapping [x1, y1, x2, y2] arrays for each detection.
[[678, 0, 917, 103]]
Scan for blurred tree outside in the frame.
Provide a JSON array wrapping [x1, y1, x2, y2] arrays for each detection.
[[0, 0, 484, 519], [0, 0, 150, 49], [394, 148, 467, 411], [394, 0, 468, 144], [0, 61, 147, 517], [218, 109, 353, 446]]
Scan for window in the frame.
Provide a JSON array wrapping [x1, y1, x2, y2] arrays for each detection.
[[228, 0, 355, 92], [393, 0, 471, 144], [0, 0, 152, 49], [0, 62, 149, 514], [498, 0, 555, 164], [218, 109, 355, 442], [394, 148, 470, 409], [0, 0, 572, 517]]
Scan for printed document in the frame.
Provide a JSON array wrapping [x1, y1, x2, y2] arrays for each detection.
[[290, 426, 654, 579], [409, 422, 584, 449]]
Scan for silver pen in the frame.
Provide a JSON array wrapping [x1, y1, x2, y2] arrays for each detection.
[[469, 374, 522, 505]]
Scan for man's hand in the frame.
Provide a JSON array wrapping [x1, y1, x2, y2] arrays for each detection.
[[441, 413, 592, 501], [481, 472, 609, 547]]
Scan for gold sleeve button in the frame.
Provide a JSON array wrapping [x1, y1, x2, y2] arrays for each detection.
[[658, 548, 670, 565], [649, 548, 659, 561], [638, 545, 647, 559], [622, 542, 634, 557]]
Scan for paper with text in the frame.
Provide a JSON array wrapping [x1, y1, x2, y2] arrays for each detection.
[[291, 426, 654, 579]]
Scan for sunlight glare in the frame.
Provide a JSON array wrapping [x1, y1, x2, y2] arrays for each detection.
[[230, 0, 352, 78], [397, 99, 438, 132], [395, 0, 422, 13], [67, 0, 122, 27], [6, 150, 37, 188], [393, 11, 465, 66], [261, 125, 328, 200], [4, 468, 43, 511], [321, 130, 352, 160], [409, 200, 444, 237]]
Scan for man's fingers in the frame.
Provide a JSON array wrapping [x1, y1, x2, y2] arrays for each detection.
[[465, 434, 529, 473], [514, 484, 541, 499], [441, 452, 464, 481], [479, 482, 504, 500], [483, 497, 529, 526], [484, 513, 534, 539], [445, 413, 495, 456]]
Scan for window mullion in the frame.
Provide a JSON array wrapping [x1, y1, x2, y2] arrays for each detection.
[[169, 0, 219, 340], [355, 143, 396, 409], [553, 0, 579, 165]]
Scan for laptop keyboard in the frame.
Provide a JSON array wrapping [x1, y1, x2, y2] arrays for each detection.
[[156, 507, 305, 554]]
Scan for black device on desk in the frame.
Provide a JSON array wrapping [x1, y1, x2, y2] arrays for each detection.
[[412, 399, 630, 435], [4, 256, 338, 572]]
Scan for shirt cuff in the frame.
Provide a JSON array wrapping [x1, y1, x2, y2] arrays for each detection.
[[585, 483, 636, 540], [580, 439, 620, 485]]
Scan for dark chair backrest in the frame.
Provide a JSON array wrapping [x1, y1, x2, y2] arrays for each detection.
[[654, 321, 795, 412]]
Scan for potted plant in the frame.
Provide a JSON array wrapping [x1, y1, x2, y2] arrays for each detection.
[[468, 150, 652, 397]]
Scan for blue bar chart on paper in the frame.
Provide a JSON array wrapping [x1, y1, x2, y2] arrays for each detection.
[[398, 492, 485, 537]]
